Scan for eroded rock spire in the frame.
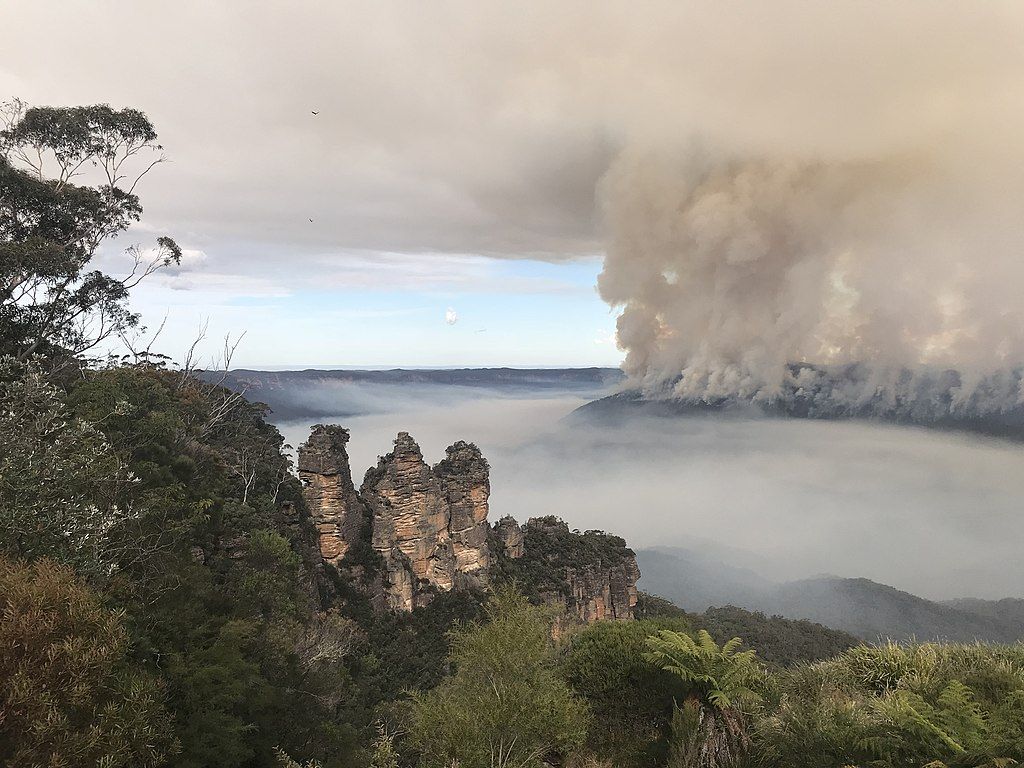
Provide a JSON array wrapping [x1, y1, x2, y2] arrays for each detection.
[[297, 425, 368, 565]]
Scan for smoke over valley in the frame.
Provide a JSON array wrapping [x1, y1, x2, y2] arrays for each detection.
[[181, 0, 1024, 639], [597, 73, 1024, 408], [230, 371, 1024, 604]]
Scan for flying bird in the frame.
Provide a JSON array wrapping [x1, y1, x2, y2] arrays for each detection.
[[311, 110, 319, 115], [308, 218, 314, 223]]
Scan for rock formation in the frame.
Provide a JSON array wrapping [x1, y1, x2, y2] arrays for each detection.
[[297, 426, 368, 565], [299, 428, 493, 612], [298, 427, 640, 621], [362, 432, 454, 611], [434, 441, 491, 583], [495, 516, 640, 622], [563, 553, 641, 622], [493, 516, 524, 559]]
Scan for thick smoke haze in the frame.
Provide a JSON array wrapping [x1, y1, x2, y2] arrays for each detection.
[[590, 3, 1024, 399], [273, 383, 1024, 602], [4, 3, 1021, 262], [598, 149, 1024, 401]]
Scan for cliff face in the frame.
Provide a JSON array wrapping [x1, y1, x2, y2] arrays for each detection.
[[299, 428, 492, 612], [362, 432, 490, 611], [297, 426, 368, 566], [563, 552, 641, 622], [493, 515, 524, 559], [434, 441, 491, 583], [298, 427, 640, 621], [490, 516, 640, 623]]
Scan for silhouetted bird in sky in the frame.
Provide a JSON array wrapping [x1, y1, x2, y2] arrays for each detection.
[[311, 110, 319, 115], [308, 218, 314, 223]]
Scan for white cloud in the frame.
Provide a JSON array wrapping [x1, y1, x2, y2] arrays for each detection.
[[164, 248, 208, 276], [13, 1, 1021, 270]]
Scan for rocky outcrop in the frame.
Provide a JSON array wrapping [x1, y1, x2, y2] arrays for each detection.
[[435, 441, 491, 581], [360, 433, 494, 611], [495, 516, 641, 623], [493, 516, 524, 559], [298, 427, 640, 622], [300, 427, 493, 612], [298, 426, 369, 565], [362, 432, 455, 611], [563, 552, 641, 622]]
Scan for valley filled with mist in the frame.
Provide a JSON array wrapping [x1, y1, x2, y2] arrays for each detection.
[[231, 369, 1024, 604]]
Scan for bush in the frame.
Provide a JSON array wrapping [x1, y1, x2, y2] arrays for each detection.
[[562, 618, 690, 767], [409, 588, 590, 768], [750, 642, 1024, 768], [0, 555, 175, 768]]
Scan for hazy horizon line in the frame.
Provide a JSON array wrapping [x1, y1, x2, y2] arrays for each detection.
[[228, 364, 625, 372]]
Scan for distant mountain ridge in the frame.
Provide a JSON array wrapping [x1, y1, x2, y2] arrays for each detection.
[[206, 367, 624, 419], [637, 547, 1024, 643]]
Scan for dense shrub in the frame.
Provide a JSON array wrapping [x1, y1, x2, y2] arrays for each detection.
[[409, 589, 590, 768], [0, 556, 175, 768], [750, 642, 1024, 768], [562, 618, 690, 767]]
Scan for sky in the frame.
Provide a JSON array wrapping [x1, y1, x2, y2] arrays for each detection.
[[3, 1, 1023, 369], [0, 1, 627, 367]]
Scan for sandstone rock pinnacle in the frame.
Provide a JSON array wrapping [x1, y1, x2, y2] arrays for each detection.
[[298, 426, 639, 623], [297, 425, 369, 565]]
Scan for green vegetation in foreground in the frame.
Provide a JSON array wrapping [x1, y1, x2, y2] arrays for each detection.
[[3, 98, 1024, 768]]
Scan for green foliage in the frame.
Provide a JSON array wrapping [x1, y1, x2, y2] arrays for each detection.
[[367, 723, 401, 768], [840, 640, 921, 693], [749, 642, 1024, 768], [695, 606, 858, 668], [635, 593, 858, 668], [644, 630, 763, 768], [562, 617, 691, 767], [0, 99, 179, 365], [645, 629, 763, 712], [0, 358, 123, 575], [409, 588, 590, 768], [0, 555, 175, 768], [52, 365, 358, 767], [343, 588, 485, 724], [275, 747, 323, 768]]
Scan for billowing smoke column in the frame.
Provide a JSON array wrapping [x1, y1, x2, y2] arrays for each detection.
[[596, 147, 1024, 418]]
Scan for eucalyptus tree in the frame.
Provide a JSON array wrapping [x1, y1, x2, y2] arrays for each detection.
[[0, 98, 179, 366]]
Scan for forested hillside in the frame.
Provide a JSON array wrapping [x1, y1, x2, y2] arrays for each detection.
[[638, 547, 1024, 643]]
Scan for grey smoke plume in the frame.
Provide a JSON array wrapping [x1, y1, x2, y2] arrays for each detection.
[[597, 146, 1024, 406]]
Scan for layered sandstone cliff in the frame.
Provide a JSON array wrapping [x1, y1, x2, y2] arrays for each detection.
[[299, 428, 492, 612], [491, 516, 640, 622], [298, 427, 640, 620], [297, 426, 368, 565], [434, 441, 491, 583]]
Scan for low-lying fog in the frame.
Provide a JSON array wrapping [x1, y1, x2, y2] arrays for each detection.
[[274, 382, 1024, 601]]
